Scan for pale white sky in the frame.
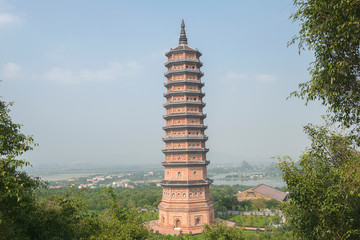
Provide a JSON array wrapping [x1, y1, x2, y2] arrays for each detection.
[[1, 0, 325, 168]]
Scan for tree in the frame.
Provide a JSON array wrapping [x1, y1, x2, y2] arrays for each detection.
[[278, 124, 360, 239], [284, 1, 360, 238], [95, 188, 151, 240], [251, 199, 266, 211], [211, 186, 240, 211], [0, 101, 39, 198], [257, 223, 297, 240], [28, 194, 100, 240], [238, 200, 252, 211], [0, 100, 43, 238], [202, 221, 245, 240], [289, 0, 360, 136], [265, 199, 279, 210]]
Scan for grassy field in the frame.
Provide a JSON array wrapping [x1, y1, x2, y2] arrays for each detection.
[[243, 230, 262, 237], [220, 214, 278, 228], [234, 215, 266, 227]]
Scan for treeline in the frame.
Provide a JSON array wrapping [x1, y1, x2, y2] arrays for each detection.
[[210, 185, 279, 212], [35, 184, 280, 214], [36, 187, 163, 212], [1, 182, 252, 240]]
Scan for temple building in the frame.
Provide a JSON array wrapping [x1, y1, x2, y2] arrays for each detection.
[[235, 184, 288, 202], [152, 20, 214, 235]]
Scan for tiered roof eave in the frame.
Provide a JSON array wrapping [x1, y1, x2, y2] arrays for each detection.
[[165, 45, 202, 57]]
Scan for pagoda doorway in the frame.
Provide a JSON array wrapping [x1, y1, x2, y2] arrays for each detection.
[[175, 220, 181, 228]]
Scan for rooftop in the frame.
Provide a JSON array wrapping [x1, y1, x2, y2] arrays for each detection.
[[237, 184, 287, 201]]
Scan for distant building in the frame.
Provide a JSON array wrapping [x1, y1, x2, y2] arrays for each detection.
[[235, 184, 287, 202]]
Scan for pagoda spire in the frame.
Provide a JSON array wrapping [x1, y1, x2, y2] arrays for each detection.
[[179, 19, 188, 45]]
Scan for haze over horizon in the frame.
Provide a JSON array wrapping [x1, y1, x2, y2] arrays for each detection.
[[1, 0, 325, 168]]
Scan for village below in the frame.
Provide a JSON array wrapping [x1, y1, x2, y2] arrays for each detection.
[[31, 161, 283, 190]]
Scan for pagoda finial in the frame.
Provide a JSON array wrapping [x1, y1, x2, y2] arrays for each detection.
[[179, 19, 188, 45]]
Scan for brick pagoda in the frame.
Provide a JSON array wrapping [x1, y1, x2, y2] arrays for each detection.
[[154, 20, 214, 235]]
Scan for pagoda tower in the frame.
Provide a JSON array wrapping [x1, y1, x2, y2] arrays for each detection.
[[157, 20, 214, 235]]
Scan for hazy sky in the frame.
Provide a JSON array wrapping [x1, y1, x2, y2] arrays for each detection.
[[1, 0, 325, 168]]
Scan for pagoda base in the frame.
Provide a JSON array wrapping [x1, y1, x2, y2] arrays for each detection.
[[157, 200, 214, 233], [148, 219, 236, 235], [148, 219, 204, 235]]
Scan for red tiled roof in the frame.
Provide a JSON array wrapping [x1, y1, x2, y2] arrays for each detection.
[[251, 184, 287, 201]]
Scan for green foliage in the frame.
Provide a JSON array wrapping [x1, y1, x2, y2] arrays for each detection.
[[0, 100, 40, 201], [251, 199, 266, 211], [95, 188, 151, 240], [286, 1, 360, 238], [202, 221, 245, 240], [211, 185, 250, 211], [248, 223, 296, 240], [29, 195, 99, 240], [0, 100, 43, 239], [278, 124, 360, 239], [271, 214, 281, 223], [0, 101, 36, 157], [289, 0, 360, 135], [265, 200, 279, 210], [36, 186, 163, 212], [238, 200, 253, 211]]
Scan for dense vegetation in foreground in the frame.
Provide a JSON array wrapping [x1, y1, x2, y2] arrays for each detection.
[[36, 184, 282, 213]]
